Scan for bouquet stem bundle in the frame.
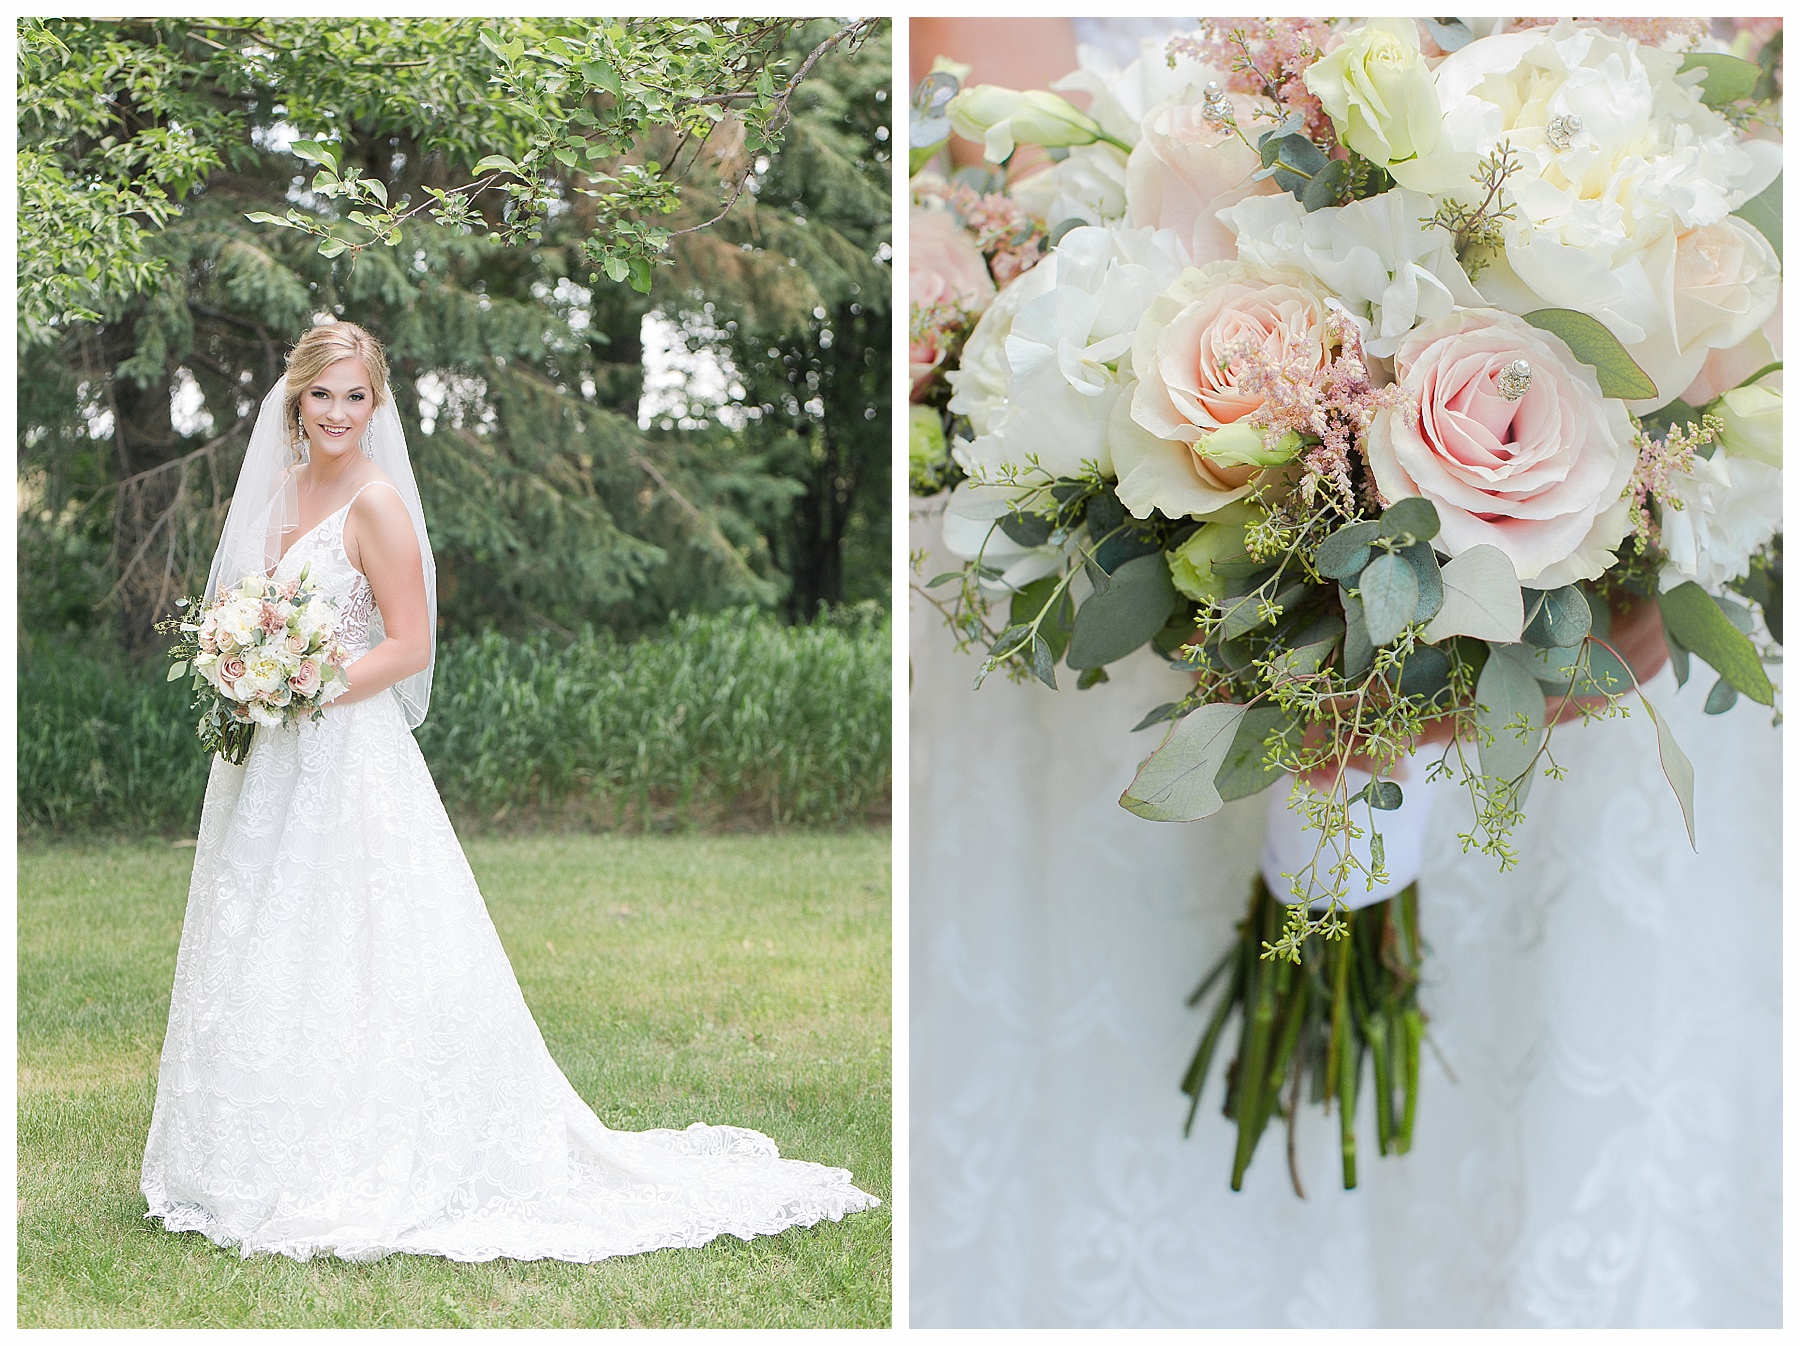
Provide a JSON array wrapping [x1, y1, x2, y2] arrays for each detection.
[[1184, 878, 1424, 1195]]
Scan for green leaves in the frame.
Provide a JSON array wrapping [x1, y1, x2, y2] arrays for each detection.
[[1120, 702, 1249, 822], [1474, 644, 1546, 787], [1522, 309, 1659, 401], [1640, 693, 1696, 848], [1679, 51, 1762, 108], [1215, 705, 1299, 803], [1421, 544, 1523, 643], [1735, 173, 1782, 262], [1315, 521, 1380, 581], [1656, 581, 1774, 705], [1066, 553, 1179, 671], [1520, 586, 1591, 649], [1374, 497, 1439, 545], [1360, 552, 1418, 647]]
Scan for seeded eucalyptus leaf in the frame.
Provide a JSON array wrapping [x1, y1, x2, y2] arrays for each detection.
[[1704, 676, 1739, 715], [1085, 490, 1125, 541], [1735, 172, 1782, 262], [1641, 693, 1697, 848], [1341, 590, 1374, 678], [925, 571, 965, 588], [1120, 701, 1250, 822], [1521, 585, 1591, 648], [1010, 575, 1073, 660], [1368, 780, 1404, 811], [1270, 614, 1345, 680], [973, 623, 1032, 690], [1132, 701, 1184, 732], [1067, 552, 1179, 670], [1215, 705, 1300, 803], [1076, 664, 1109, 690], [1715, 593, 1754, 634], [1400, 542, 1442, 623], [1421, 544, 1524, 643], [1030, 634, 1057, 690], [1680, 51, 1761, 108], [1302, 156, 1350, 211], [1475, 644, 1547, 786], [1376, 497, 1440, 544], [167, 660, 188, 681], [1257, 130, 1329, 197], [999, 510, 1054, 548], [1421, 17, 1473, 50], [1395, 643, 1451, 700], [1315, 520, 1381, 580], [1523, 308, 1660, 401], [1656, 581, 1774, 705], [1360, 552, 1419, 646], [1665, 627, 1691, 687]]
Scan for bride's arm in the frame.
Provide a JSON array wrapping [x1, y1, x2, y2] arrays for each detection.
[[333, 485, 432, 707]]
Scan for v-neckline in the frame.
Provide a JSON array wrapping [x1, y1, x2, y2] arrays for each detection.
[[272, 499, 354, 572]]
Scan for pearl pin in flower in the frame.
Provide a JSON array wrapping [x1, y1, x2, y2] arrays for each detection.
[[1201, 81, 1233, 130], [1497, 359, 1532, 401], [1546, 113, 1582, 150]]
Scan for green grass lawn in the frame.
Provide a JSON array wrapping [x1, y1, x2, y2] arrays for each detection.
[[18, 830, 891, 1328]]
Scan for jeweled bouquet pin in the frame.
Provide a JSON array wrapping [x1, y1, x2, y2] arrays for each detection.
[[160, 569, 352, 763], [911, 17, 1782, 1192]]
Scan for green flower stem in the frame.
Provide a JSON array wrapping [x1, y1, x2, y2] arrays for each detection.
[[1187, 878, 1425, 1194]]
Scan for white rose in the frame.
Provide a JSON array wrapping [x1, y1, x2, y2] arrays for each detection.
[[1221, 189, 1483, 357], [948, 86, 1112, 164], [1625, 218, 1781, 406]]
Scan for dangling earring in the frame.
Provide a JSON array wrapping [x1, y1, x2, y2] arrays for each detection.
[[361, 426, 376, 460], [295, 412, 309, 461]]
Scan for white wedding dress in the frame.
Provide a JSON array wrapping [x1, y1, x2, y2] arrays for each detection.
[[141, 494, 877, 1263], [909, 508, 1780, 1327]]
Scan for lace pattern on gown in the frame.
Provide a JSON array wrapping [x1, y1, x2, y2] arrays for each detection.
[[140, 494, 878, 1264]]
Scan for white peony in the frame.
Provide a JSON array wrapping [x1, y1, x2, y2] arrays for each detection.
[[951, 224, 1187, 489], [1434, 21, 1781, 409], [1220, 189, 1484, 357], [1658, 451, 1783, 594]]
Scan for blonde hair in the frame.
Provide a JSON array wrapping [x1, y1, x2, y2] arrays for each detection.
[[283, 321, 389, 450]]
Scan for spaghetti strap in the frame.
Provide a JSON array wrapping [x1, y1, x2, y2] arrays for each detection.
[[344, 478, 402, 511]]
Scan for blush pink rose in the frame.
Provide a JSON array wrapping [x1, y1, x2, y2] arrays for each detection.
[[910, 205, 997, 399], [219, 655, 248, 683], [289, 659, 322, 698], [1131, 261, 1334, 446], [1125, 93, 1277, 268], [1365, 309, 1637, 588]]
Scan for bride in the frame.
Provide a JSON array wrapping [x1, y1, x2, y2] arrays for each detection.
[[140, 321, 878, 1264]]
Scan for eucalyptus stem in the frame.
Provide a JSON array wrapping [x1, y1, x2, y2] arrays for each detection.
[[1187, 876, 1426, 1194]]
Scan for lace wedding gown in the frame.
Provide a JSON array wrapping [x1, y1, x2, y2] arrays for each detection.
[[141, 490, 878, 1263], [909, 509, 1779, 1327]]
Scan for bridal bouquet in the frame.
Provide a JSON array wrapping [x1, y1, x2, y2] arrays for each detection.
[[911, 18, 1782, 1192], [161, 570, 351, 763]]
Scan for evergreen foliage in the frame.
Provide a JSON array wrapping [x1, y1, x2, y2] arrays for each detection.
[[18, 18, 892, 650]]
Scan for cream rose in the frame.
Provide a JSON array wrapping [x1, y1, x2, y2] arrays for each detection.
[[1366, 309, 1637, 587], [1305, 18, 1473, 193]]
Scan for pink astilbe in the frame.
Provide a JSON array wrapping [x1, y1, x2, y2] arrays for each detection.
[[912, 178, 1047, 291], [1168, 19, 1336, 145], [1510, 17, 1709, 47], [1626, 415, 1722, 547], [1216, 311, 1410, 514]]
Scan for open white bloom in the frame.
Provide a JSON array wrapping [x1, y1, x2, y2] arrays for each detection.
[[1435, 21, 1781, 408], [1658, 451, 1783, 594], [1009, 144, 1129, 231], [952, 224, 1187, 489], [945, 259, 1057, 437], [1221, 189, 1484, 357], [1125, 89, 1276, 269]]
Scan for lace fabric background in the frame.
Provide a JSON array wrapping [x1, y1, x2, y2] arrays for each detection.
[[908, 509, 1780, 1327], [141, 499, 877, 1264]]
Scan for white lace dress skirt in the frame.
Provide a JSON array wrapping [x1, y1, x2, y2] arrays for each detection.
[[141, 514, 876, 1264]]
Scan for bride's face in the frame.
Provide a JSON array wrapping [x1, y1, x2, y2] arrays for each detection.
[[301, 357, 377, 460]]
